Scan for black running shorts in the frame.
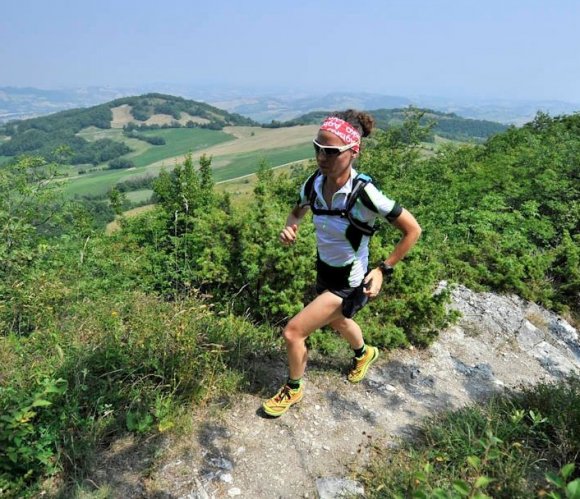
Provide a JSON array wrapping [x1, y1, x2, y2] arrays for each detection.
[[316, 276, 369, 319]]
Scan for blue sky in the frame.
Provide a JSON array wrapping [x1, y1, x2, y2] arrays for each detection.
[[1, 0, 579, 102]]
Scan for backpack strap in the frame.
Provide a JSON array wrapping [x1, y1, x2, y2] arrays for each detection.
[[345, 174, 377, 236], [306, 171, 378, 236], [304, 169, 321, 207]]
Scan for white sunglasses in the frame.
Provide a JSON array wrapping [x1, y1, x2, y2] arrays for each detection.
[[312, 138, 358, 156]]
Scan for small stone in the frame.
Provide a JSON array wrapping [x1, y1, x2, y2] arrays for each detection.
[[315, 405, 321, 410], [316, 477, 364, 499], [228, 487, 241, 497], [220, 473, 233, 483], [207, 457, 233, 471]]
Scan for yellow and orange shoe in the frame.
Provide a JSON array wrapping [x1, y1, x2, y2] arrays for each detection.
[[262, 384, 304, 417], [347, 346, 379, 383]]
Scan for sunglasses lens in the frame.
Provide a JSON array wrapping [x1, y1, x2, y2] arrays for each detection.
[[313, 142, 341, 156]]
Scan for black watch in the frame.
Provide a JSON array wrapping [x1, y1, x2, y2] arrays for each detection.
[[377, 262, 394, 278]]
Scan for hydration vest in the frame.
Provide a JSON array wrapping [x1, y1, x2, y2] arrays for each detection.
[[305, 171, 378, 237]]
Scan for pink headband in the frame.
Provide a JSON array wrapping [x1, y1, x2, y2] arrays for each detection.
[[320, 117, 361, 153]]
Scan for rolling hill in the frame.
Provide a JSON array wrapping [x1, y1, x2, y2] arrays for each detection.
[[0, 95, 511, 204], [0, 93, 259, 164], [264, 108, 508, 141]]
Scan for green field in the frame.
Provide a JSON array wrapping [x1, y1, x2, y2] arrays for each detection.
[[212, 143, 314, 182], [129, 128, 235, 167], [77, 126, 235, 168], [62, 143, 314, 197], [77, 127, 151, 156], [0, 156, 11, 166], [125, 189, 154, 204], [61, 168, 144, 197]]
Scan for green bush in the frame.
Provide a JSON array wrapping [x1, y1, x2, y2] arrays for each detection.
[[362, 376, 580, 498]]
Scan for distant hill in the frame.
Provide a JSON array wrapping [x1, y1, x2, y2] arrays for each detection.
[[0, 93, 258, 165], [0, 86, 138, 123], [263, 108, 508, 141], [2, 85, 578, 126], [213, 92, 413, 123], [210, 91, 579, 125]]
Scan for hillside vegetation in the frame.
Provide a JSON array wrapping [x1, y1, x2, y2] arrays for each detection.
[[0, 112, 578, 496], [265, 107, 508, 142], [0, 94, 258, 165]]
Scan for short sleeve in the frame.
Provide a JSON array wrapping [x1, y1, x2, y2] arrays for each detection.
[[361, 182, 403, 221]]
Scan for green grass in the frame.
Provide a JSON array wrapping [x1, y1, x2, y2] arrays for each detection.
[[62, 141, 314, 197], [0, 156, 12, 166], [125, 189, 153, 204], [61, 169, 132, 197], [129, 128, 235, 167], [76, 127, 124, 142], [76, 127, 236, 169], [212, 143, 314, 182], [362, 376, 580, 498], [77, 126, 152, 157]]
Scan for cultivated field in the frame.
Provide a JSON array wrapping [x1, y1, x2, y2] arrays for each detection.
[[63, 124, 319, 197], [129, 128, 234, 167]]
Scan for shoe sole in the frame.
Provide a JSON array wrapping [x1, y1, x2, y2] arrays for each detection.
[[262, 391, 304, 417], [348, 347, 379, 383]]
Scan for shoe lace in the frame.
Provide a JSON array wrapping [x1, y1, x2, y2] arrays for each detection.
[[351, 356, 362, 374], [275, 385, 293, 402]]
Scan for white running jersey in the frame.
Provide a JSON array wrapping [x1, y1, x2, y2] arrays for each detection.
[[299, 168, 400, 287]]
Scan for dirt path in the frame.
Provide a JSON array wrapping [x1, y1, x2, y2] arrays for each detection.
[[89, 285, 579, 498]]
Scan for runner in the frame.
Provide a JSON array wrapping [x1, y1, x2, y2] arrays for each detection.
[[263, 110, 422, 417]]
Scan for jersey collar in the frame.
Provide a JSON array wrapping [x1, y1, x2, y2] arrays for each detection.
[[314, 167, 358, 197]]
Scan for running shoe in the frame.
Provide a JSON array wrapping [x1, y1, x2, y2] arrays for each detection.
[[347, 346, 379, 383], [262, 384, 304, 417]]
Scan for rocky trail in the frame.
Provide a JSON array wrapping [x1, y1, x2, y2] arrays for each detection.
[[90, 285, 579, 498]]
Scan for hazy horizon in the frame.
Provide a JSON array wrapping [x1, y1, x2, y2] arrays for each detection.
[[2, 1, 580, 103]]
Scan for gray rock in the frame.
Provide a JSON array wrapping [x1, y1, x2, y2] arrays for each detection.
[[316, 477, 364, 498], [532, 341, 579, 376], [548, 317, 580, 360]]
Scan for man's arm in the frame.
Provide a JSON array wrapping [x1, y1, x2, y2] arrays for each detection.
[[364, 209, 422, 296]]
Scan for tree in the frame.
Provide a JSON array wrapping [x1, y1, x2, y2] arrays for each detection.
[[108, 187, 128, 216]]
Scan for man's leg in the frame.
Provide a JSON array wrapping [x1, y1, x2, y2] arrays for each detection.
[[263, 291, 344, 417], [283, 291, 344, 379], [329, 316, 364, 350], [330, 316, 379, 383]]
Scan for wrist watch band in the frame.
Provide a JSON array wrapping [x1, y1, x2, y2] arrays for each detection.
[[377, 262, 394, 278]]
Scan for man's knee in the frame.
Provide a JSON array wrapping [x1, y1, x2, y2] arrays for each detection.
[[283, 321, 305, 345]]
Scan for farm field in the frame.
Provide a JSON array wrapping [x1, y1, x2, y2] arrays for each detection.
[[63, 125, 319, 197], [125, 189, 154, 204], [77, 127, 149, 155], [129, 128, 235, 167], [216, 158, 314, 206], [211, 143, 314, 182]]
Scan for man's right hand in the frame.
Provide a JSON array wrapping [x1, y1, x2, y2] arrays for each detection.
[[280, 224, 299, 245]]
